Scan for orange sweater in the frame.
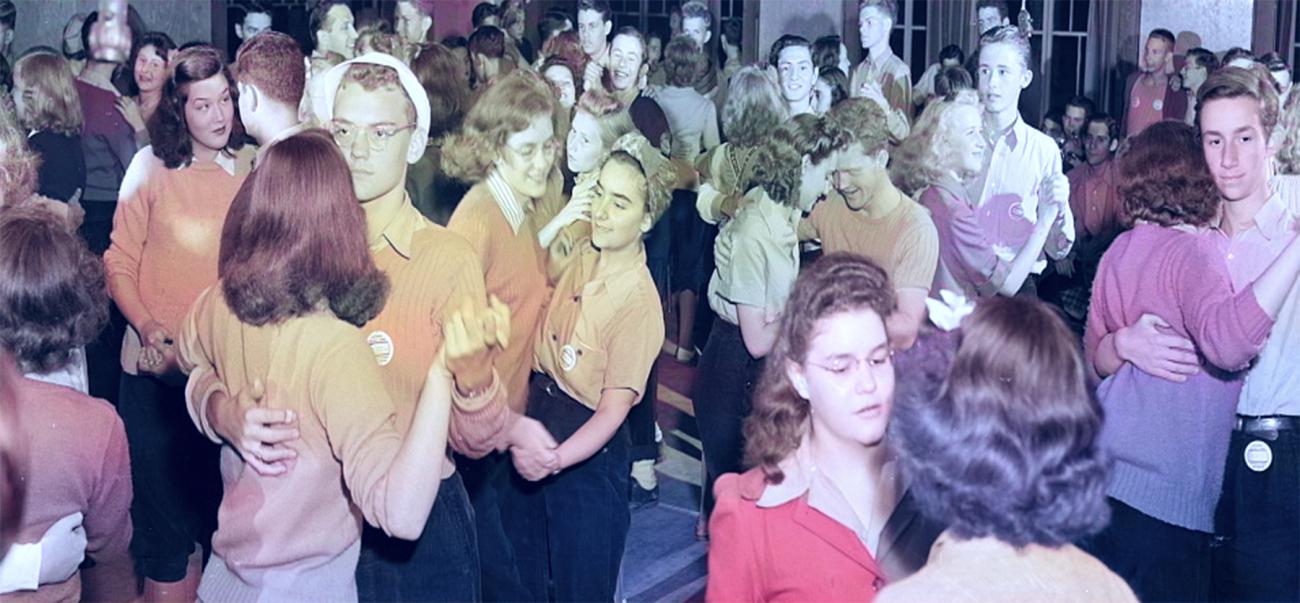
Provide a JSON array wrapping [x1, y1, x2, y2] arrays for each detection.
[[447, 178, 563, 412], [103, 147, 254, 372]]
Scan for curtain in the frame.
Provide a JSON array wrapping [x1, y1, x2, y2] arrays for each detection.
[[926, 0, 976, 66], [1083, 0, 1142, 119]]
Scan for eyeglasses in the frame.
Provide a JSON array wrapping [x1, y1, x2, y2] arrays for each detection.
[[328, 121, 417, 152], [503, 138, 561, 163], [805, 352, 894, 380]]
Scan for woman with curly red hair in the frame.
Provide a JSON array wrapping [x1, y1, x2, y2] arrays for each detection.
[[1083, 121, 1300, 601]]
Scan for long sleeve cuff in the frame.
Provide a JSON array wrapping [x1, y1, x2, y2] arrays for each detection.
[[449, 370, 515, 458], [0, 542, 40, 594], [184, 368, 226, 444]]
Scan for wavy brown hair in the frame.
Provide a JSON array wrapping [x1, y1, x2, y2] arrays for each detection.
[[1118, 120, 1219, 228], [889, 297, 1110, 547], [0, 204, 108, 374], [219, 129, 387, 327], [444, 69, 562, 183], [745, 132, 804, 207], [148, 45, 247, 169], [0, 351, 24, 554], [744, 254, 897, 482]]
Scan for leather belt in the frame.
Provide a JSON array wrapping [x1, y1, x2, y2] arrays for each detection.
[[1235, 415, 1300, 439]]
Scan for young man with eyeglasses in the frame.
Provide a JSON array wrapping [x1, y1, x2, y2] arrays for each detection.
[[189, 53, 537, 603]]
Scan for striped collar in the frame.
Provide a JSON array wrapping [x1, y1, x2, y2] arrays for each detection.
[[486, 169, 527, 234]]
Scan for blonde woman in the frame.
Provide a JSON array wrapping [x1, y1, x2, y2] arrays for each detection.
[[891, 90, 1061, 299], [539, 88, 634, 250], [11, 51, 85, 204]]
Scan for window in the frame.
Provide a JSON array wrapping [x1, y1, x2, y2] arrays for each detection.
[[1019, 0, 1092, 122], [889, 0, 928, 82]]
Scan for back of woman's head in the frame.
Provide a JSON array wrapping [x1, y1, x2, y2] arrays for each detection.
[[219, 130, 387, 327], [412, 43, 470, 139], [444, 69, 560, 182], [149, 45, 246, 169], [541, 30, 587, 74], [0, 92, 38, 207], [13, 51, 83, 136], [817, 66, 850, 108], [1119, 120, 1218, 228], [722, 66, 788, 147], [890, 296, 1110, 548], [745, 254, 897, 481], [0, 204, 108, 374], [746, 133, 803, 207]]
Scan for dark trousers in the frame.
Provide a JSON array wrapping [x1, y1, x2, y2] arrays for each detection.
[[629, 362, 658, 463], [357, 471, 481, 602], [692, 320, 761, 518], [460, 452, 531, 603], [1084, 498, 1211, 602], [117, 372, 221, 582], [507, 374, 630, 603], [1212, 427, 1300, 602]]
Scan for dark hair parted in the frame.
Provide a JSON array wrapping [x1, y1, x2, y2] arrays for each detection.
[[125, 31, 177, 97], [745, 254, 897, 482], [1186, 47, 1220, 73], [1147, 28, 1175, 47], [148, 45, 246, 169], [976, 0, 1009, 19], [768, 34, 811, 68], [939, 44, 965, 64], [663, 35, 705, 88], [1119, 121, 1218, 228], [1085, 113, 1118, 140], [576, 0, 612, 23], [219, 130, 388, 327], [1222, 47, 1255, 66], [472, 2, 500, 28], [0, 205, 108, 374], [889, 296, 1111, 548]]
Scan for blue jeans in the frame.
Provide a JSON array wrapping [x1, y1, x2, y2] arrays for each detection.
[[508, 374, 631, 602], [356, 471, 480, 602]]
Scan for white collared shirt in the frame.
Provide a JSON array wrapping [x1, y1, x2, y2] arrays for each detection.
[[486, 169, 527, 234], [965, 113, 1075, 272]]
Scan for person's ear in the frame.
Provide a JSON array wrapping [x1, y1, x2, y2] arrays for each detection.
[[240, 83, 259, 111], [602, 20, 612, 38], [872, 148, 889, 168], [420, 15, 433, 37], [703, 30, 712, 47], [235, 24, 245, 40], [407, 126, 428, 163], [640, 210, 653, 234], [1108, 138, 1119, 153], [1020, 66, 1033, 90], [785, 359, 810, 400]]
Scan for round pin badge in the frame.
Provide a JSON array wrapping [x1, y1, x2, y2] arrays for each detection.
[[1153, 99, 1164, 112], [560, 345, 578, 372], [1244, 440, 1273, 473], [367, 331, 395, 366]]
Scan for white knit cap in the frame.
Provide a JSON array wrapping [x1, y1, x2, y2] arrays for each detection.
[[314, 52, 431, 164]]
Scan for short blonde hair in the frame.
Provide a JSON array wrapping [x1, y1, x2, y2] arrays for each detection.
[[444, 69, 562, 182], [13, 51, 83, 137], [575, 89, 634, 151], [890, 90, 981, 195], [721, 66, 788, 146]]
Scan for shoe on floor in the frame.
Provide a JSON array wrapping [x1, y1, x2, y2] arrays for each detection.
[[630, 481, 659, 509]]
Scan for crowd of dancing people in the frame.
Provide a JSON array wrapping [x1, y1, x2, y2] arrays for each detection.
[[1, 0, 1299, 601]]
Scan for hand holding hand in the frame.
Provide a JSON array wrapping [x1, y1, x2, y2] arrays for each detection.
[[445, 296, 510, 393], [115, 95, 145, 133]]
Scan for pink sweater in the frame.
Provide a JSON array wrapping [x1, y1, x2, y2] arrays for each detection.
[[3, 377, 132, 603], [1084, 223, 1273, 531]]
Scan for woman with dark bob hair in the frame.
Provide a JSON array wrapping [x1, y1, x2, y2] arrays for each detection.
[[1081, 121, 1300, 602], [0, 205, 134, 601], [707, 253, 941, 602], [102, 44, 254, 601], [879, 297, 1135, 602], [178, 130, 458, 601]]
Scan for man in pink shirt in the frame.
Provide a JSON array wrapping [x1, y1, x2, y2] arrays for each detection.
[[1124, 29, 1187, 137]]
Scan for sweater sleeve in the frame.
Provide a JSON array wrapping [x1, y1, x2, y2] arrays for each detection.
[[85, 414, 133, 561], [178, 288, 225, 444], [706, 474, 761, 603], [103, 148, 157, 330], [448, 370, 514, 458], [310, 337, 406, 533], [1179, 238, 1274, 371], [1084, 248, 1119, 376], [924, 188, 1008, 297]]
